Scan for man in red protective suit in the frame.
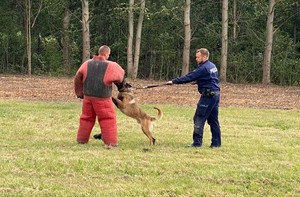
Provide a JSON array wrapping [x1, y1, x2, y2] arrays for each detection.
[[74, 45, 125, 147]]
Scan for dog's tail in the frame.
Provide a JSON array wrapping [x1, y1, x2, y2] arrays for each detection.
[[151, 107, 163, 121]]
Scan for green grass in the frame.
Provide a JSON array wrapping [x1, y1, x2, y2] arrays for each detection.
[[1, 99, 300, 196]]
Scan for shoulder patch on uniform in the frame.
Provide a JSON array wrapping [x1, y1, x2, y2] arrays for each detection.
[[210, 67, 218, 74]]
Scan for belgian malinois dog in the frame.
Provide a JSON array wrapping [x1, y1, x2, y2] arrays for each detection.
[[112, 92, 163, 145]]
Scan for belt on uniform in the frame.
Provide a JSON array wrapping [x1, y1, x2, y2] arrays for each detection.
[[200, 90, 220, 97]]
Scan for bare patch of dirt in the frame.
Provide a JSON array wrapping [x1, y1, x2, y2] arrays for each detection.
[[0, 75, 299, 109]]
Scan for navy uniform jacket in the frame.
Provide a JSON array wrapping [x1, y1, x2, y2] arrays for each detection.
[[172, 60, 220, 94]]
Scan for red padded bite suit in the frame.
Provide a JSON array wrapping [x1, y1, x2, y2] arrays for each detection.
[[74, 55, 125, 146]]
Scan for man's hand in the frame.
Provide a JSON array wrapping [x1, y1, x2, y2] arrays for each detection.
[[77, 95, 83, 99]]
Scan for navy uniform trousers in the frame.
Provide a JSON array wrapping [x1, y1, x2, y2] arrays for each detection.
[[192, 94, 221, 147]]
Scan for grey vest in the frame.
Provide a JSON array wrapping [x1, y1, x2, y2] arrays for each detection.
[[83, 60, 112, 98]]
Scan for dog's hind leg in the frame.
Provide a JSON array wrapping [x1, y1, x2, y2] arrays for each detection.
[[141, 123, 155, 145]]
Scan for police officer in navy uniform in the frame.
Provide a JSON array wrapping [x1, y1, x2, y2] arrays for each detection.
[[167, 48, 221, 148]]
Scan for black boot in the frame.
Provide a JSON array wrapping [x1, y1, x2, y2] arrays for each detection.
[[93, 133, 102, 140]]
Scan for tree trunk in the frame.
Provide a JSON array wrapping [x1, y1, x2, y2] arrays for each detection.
[[82, 0, 90, 63], [294, 23, 297, 44], [62, 1, 71, 75], [262, 0, 275, 84], [233, 0, 237, 41], [293, 3, 299, 44], [132, 0, 145, 79], [25, 0, 32, 76], [220, 0, 228, 83], [181, 0, 191, 76], [127, 0, 134, 78]]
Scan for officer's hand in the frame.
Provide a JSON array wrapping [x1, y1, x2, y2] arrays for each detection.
[[166, 81, 173, 85]]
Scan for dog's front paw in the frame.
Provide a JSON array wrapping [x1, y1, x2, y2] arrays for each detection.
[[112, 97, 120, 108]]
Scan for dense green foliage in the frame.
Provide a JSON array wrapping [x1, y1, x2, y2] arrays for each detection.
[[1, 99, 300, 196], [0, 0, 299, 85]]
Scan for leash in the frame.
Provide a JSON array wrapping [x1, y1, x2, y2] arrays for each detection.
[[130, 82, 197, 90], [133, 83, 171, 89], [142, 83, 171, 89], [126, 81, 197, 90]]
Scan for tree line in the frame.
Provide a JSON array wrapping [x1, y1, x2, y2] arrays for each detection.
[[0, 0, 299, 86]]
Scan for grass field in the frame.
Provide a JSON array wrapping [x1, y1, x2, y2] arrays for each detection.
[[1, 99, 300, 196]]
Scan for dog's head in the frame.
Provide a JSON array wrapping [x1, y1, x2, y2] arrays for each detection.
[[115, 80, 132, 92]]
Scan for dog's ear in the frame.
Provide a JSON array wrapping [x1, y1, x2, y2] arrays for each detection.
[[124, 82, 132, 89]]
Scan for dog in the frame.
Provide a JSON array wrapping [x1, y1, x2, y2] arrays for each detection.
[[112, 91, 163, 145]]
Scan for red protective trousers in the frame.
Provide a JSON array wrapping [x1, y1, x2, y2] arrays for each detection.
[[77, 97, 117, 145]]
